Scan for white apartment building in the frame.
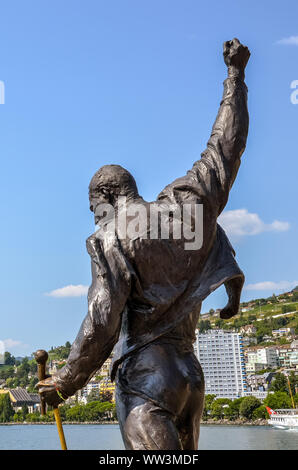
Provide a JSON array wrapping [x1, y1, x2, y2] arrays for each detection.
[[272, 328, 295, 337], [195, 329, 247, 399], [289, 351, 298, 367], [246, 347, 278, 369], [245, 362, 267, 373]]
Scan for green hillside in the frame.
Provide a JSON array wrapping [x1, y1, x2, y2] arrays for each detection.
[[199, 289, 298, 346]]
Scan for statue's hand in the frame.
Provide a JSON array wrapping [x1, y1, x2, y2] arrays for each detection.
[[36, 375, 67, 408], [223, 38, 250, 74]]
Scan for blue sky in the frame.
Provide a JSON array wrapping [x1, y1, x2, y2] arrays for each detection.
[[0, 1, 297, 356]]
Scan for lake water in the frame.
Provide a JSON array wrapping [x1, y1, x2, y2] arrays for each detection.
[[0, 424, 297, 450]]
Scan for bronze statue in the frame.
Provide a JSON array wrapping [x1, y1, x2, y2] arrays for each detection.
[[38, 38, 250, 450]]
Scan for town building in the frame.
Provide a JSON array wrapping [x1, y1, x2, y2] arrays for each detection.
[[243, 390, 268, 400], [241, 307, 252, 313], [195, 329, 247, 399], [77, 356, 116, 404], [272, 328, 295, 338], [241, 336, 257, 347], [0, 388, 40, 413], [239, 325, 256, 335], [276, 345, 295, 368], [48, 360, 67, 375], [98, 357, 113, 378], [99, 377, 116, 402], [246, 372, 275, 393], [245, 362, 267, 373], [77, 381, 101, 404], [246, 347, 278, 369], [289, 351, 298, 368], [262, 335, 275, 344]]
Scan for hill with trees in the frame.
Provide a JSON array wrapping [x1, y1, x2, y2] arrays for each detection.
[[199, 288, 298, 346]]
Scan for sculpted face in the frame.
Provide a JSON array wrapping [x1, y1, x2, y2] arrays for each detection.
[[89, 188, 111, 225], [89, 164, 140, 226]]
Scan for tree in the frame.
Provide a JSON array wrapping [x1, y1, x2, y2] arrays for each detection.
[[288, 371, 298, 397], [27, 376, 38, 393], [28, 359, 37, 375], [5, 377, 15, 388], [57, 404, 71, 421], [87, 389, 101, 403], [252, 405, 267, 420], [21, 405, 29, 421], [48, 343, 71, 361], [13, 410, 23, 422], [19, 357, 30, 375], [248, 315, 257, 322], [94, 375, 103, 382], [239, 396, 261, 419], [4, 352, 15, 366], [65, 404, 86, 422], [0, 393, 14, 422], [269, 373, 288, 393], [86, 401, 115, 421], [210, 398, 232, 420], [202, 394, 216, 420], [198, 320, 212, 333], [224, 397, 245, 420], [292, 291, 298, 302], [214, 318, 224, 328], [25, 412, 41, 422], [99, 390, 113, 403], [282, 304, 293, 314], [0, 366, 14, 380], [279, 337, 288, 345], [264, 391, 292, 410]]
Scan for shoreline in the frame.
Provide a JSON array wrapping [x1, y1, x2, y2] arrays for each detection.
[[0, 419, 268, 426], [0, 421, 119, 426], [201, 419, 267, 426]]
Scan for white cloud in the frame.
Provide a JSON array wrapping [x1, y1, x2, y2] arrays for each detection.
[[0, 339, 30, 358], [245, 280, 298, 291], [276, 36, 298, 46], [2, 339, 23, 349], [218, 209, 290, 238], [45, 284, 89, 298]]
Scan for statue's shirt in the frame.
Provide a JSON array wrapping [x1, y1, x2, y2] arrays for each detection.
[[56, 76, 248, 399]]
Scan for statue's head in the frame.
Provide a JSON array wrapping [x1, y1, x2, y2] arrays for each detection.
[[89, 164, 139, 224]]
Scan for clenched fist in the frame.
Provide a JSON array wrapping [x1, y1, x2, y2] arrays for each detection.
[[223, 38, 250, 78], [37, 375, 67, 408]]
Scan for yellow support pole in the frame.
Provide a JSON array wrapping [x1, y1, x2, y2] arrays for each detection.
[[35, 350, 68, 450], [287, 377, 295, 409], [53, 408, 67, 450]]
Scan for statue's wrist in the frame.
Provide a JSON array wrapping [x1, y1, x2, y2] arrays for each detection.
[[55, 385, 68, 401], [53, 371, 72, 399], [228, 66, 245, 80]]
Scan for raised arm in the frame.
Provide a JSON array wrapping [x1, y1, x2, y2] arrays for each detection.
[[37, 233, 131, 405], [157, 39, 250, 214], [192, 38, 250, 214]]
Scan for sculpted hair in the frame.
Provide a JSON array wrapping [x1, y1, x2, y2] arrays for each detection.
[[89, 164, 139, 198]]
